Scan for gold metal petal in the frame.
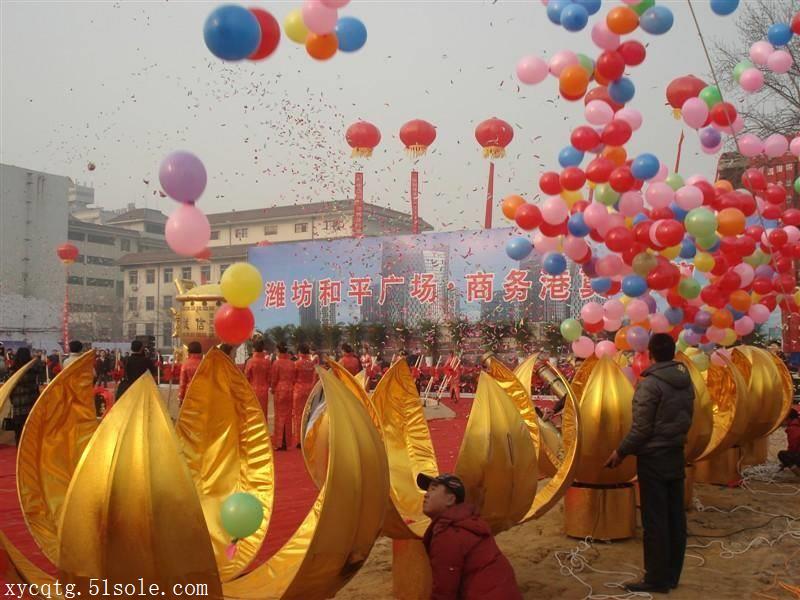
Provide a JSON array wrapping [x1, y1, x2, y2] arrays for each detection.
[[512, 354, 559, 477], [731, 346, 787, 441], [223, 368, 389, 600], [0, 530, 57, 592], [300, 379, 328, 490], [17, 350, 98, 565], [175, 348, 274, 582], [766, 351, 794, 435], [569, 355, 598, 403], [57, 374, 223, 599], [0, 359, 36, 424], [354, 369, 369, 391], [675, 352, 713, 463], [697, 354, 749, 461], [454, 372, 537, 535]]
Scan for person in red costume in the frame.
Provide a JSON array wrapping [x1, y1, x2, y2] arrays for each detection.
[[270, 343, 296, 451], [444, 353, 462, 403], [360, 347, 373, 374], [178, 341, 204, 406], [292, 344, 317, 449], [778, 408, 800, 473], [245, 339, 271, 418], [340, 343, 361, 376]]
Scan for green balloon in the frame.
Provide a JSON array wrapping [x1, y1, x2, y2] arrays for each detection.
[[221, 492, 264, 540], [794, 176, 800, 195], [632, 0, 655, 17], [684, 207, 717, 237], [691, 352, 710, 371], [632, 252, 658, 276], [678, 277, 701, 299], [733, 60, 753, 83], [595, 183, 620, 206], [699, 85, 723, 108], [665, 173, 684, 191], [560, 318, 582, 342], [676, 337, 689, 352], [577, 53, 594, 77], [695, 234, 719, 251], [744, 248, 769, 267]]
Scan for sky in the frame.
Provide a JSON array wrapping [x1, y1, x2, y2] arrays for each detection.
[[0, 1, 739, 232]]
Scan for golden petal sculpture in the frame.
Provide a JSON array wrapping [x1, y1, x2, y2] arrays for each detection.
[[57, 373, 223, 599], [223, 368, 389, 600], [454, 372, 538, 535], [569, 355, 598, 405], [17, 350, 98, 565], [354, 369, 369, 391], [766, 351, 794, 435], [175, 348, 274, 582], [0, 358, 36, 425], [730, 346, 790, 441], [512, 354, 559, 477], [697, 352, 749, 461], [674, 352, 714, 463]]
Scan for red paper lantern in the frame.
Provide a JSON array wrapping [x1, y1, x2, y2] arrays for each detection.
[[56, 243, 79, 265], [346, 121, 381, 157], [475, 117, 514, 159], [400, 119, 437, 158]]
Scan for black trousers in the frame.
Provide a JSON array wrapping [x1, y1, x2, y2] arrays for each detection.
[[637, 447, 686, 587], [778, 450, 800, 468]]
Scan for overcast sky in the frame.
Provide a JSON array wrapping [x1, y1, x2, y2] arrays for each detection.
[[1, 1, 738, 230]]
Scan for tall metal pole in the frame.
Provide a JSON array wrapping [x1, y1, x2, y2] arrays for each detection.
[[410, 170, 420, 235], [353, 171, 364, 237], [63, 265, 70, 350], [484, 162, 495, 229]]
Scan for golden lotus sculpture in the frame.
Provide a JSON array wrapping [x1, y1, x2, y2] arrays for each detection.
[[1, 348, 390, 600]]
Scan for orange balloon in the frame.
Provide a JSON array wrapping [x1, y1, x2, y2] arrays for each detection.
[[502, 195, 525, 220], [729, 290, 752, 312], [593, 71, 610, 87], [602, 145, 628, 166], [714, 179, 734, 193], [606, 6, 640, 35], [306, 33, 338, 61], [560, 65, 590, 97], [716, 207, 746, 236], [711, 309, 734, 329], [615, 326, 632, 351]]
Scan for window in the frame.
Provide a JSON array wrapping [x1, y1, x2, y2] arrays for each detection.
[[74, 254, 86, 264], [220, 264, 230, 277], [128, 298, 137, 311], [86, 256, 115, 266], [129, 270, 138, 285], [181, 267, 192, 280], [146, 269, 155, 284], [294, 222, 309, 233], [145, 323, 155, 336], [162, 322, 173, 348], [116, 281, 124, 298], [144, 222, 165, 235], [86, 278, 115, 287], [87, 234, 115, 246], [163, 295, 173, 309], [235, 228, 249, 239], [67, 275, 84, 285], [323, 219, 341, 231], [163, 268, 173, 283], [121, 239, 131, 252], [264, 224, 278, 236], [67, 303, 84, 311], [210, 230, 220, 240], [67, 231, 85, 242], [145, 297, 155, 311], [200, 265, 211, 284], [127, 323, 137, 339]]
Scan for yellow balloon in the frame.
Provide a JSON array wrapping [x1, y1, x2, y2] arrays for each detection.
[[660, 245, 680, 260], [721, 329, 737, 347], [694, 252, 714, 273], [284, 9, 308, 45], [560, 190, 582, 207], [752, 292, 763, 303], [220, 262, 264, 308], [619, 295, 632, 306], [794, 290, 800, 305]]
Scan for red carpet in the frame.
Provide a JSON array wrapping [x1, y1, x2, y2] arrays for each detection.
[[0, 398, 470, 582]]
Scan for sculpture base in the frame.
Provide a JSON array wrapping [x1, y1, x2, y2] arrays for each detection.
[[695, 447, 741, 486], [684, 464, 695, 511], [739, 436, 769, 469], [564, 483, 636, 541], [392, 539, 431, 600]]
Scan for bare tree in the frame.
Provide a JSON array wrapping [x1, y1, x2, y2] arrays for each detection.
[[712, 0, 800, 138]]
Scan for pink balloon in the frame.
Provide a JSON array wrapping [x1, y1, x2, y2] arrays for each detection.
[[748, 303, 770, 324], [790, 136, 800, 157], [301, 0, 338, 34], [166, 204, 211, 256], [701, 142, 723, 155], [597, 213, 624, 237], [675, 185, 703, 210], [706, 326, 725, 344], [595, 340, 617, 358], [714, 117, 744, 135], [737, 133, 764, 157], [596, 254, 624, 277], [584, 100, 614, 125], [651, 163, 669, 183], [734, 316, 755, 336], [711, 349, 730, 366], [621, 366, 636, 384], [749, 40, 774, 66], [583, 202, 609, 229], [320, 0, 349, 6], [767, 49, 793, 74], [604, 298, 625, 320], [516, 55, 549, 84], [542, 196, 569, 224], [563, 235, 589, 260], [603, 317, 622, 332], [764, 134, 789, 158], [685, 174, 708, 186], [732, 263, 755, 287], [581, 302, 604, 323], [549, 50, 579, 76], [645, 182, 674, 209], [533, 232, 561, 252], [739, 68, 764, 92], [572, 336, 595, 358], [626, 299, 648, 322], [591, 21, 620, 50], [614, 107, 643, 131], [785, 225, 800, 244], [619, 191, 644, 217], [681, 97, 709, 129], [649, 313, 671, 333]]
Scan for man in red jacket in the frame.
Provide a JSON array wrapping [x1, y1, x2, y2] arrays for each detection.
[[417, 473, 522, 599], [778, 408, 800, 473], [292, 344, 317, 449], [270, 344, 296, 451], [340, 343, 361, 376]]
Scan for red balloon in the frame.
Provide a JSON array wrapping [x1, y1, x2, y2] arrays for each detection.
[[666, 75, 707, 109], [560, 167, 587, 191], [709, 102, 737, 127], [605, 280, 622, 297], [585, 157, 615, 183], [571, 200, 590, 214], [774, 273, 796, 293], [214, 304, 255, 345], [742, 168, 767, 192], [692, 180, 716, 206], [605, 226, 635, 252], [792, 11, 800, 35], [683, 304, 699, 323], [650, 207, 675, 221], [761, 295, 777, 311], [709, 254, 729, 276], [718, 271, 742, 293], [584, 319, 604, 334], [632, 351, 651, 378], [752, 277, 773, 294], [584, 85, 624, 111], [540, 171, 562, 195], [601, 120, 633, 146], [571, 126, 602, 152], [666, 289, 686, 308], [621, 242, 646, 265], [745, 225, 765, 241], [608, 166, 635, 193], [655, 220, 685, 247], [618, 40, 646, 66], [790, 243, 800, 259], [783, 208, 800, 226], [633, 220, 653, 245], [765, 183, 787, 205], [647, 266, 673, 290], [596, 51, 626, 81], [738, 191, 757, 216], [775, 255, 794, 273], [762, 204, 783, 220], [539, 220, 567, 237], [248, 8, 281, 60], [515, 203, 542, 230]]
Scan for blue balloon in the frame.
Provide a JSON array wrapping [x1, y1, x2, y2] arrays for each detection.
[[631, 153, 660, 180], [560, 4, 589, 31], [665, 307, 684, 325], [632, 213, 649, 225], [710, 0, 739, 16], [640, 6, 674, 35], [670, 203, 689, 223], [699, 342, 716, 353], [622, 275, 648, 297], [575, 0, 602, 16], [608, 77, 635, 104], [546, 0, 570, 25], [543, 252, 567, 275], [506, 236, 533, 261], [335, 16, 367, 52], [204, 5, 261, 61], [729, 307, 745, 320], [767, 23, 793, 47], [568, 213, 591, 237], [679, 238, 697, 259], [558, 145, 585, 168], [591, 277, 612, 294]]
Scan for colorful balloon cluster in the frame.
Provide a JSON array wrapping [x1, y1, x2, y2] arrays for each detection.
[[216, 262, 262, 345], [204, 5, 281, 61], [504, 1, 800, 373], [160, 151, 211, 257], [284, 1, 367, 61]]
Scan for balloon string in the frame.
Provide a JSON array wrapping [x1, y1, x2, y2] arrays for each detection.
[[685, 0, 785, 310]]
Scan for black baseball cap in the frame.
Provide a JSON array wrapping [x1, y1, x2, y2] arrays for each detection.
[[417, 472, 466, 503]]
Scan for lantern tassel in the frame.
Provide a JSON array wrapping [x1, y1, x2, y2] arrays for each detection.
[[351, 147, 373, 158], [405, 144, 428, 158], [482, 146, 506, 159]]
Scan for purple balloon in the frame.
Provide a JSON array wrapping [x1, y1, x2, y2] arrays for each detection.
[[159, 151, 207, 204], [699, 127, 722, 149], [694, 310, 712, 328], [626, 326, 650, 353], [642, 294, 657, 314], [683, 330, 701, 346], [754, 265, 774, 278]]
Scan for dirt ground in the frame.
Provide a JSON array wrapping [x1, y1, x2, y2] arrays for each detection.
[[340, 431, 800, 600]]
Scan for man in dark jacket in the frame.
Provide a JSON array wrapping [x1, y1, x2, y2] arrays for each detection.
[[605, 333, 694, 594], [115, 340, 157, 399], [417, 473, 522, 599]]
